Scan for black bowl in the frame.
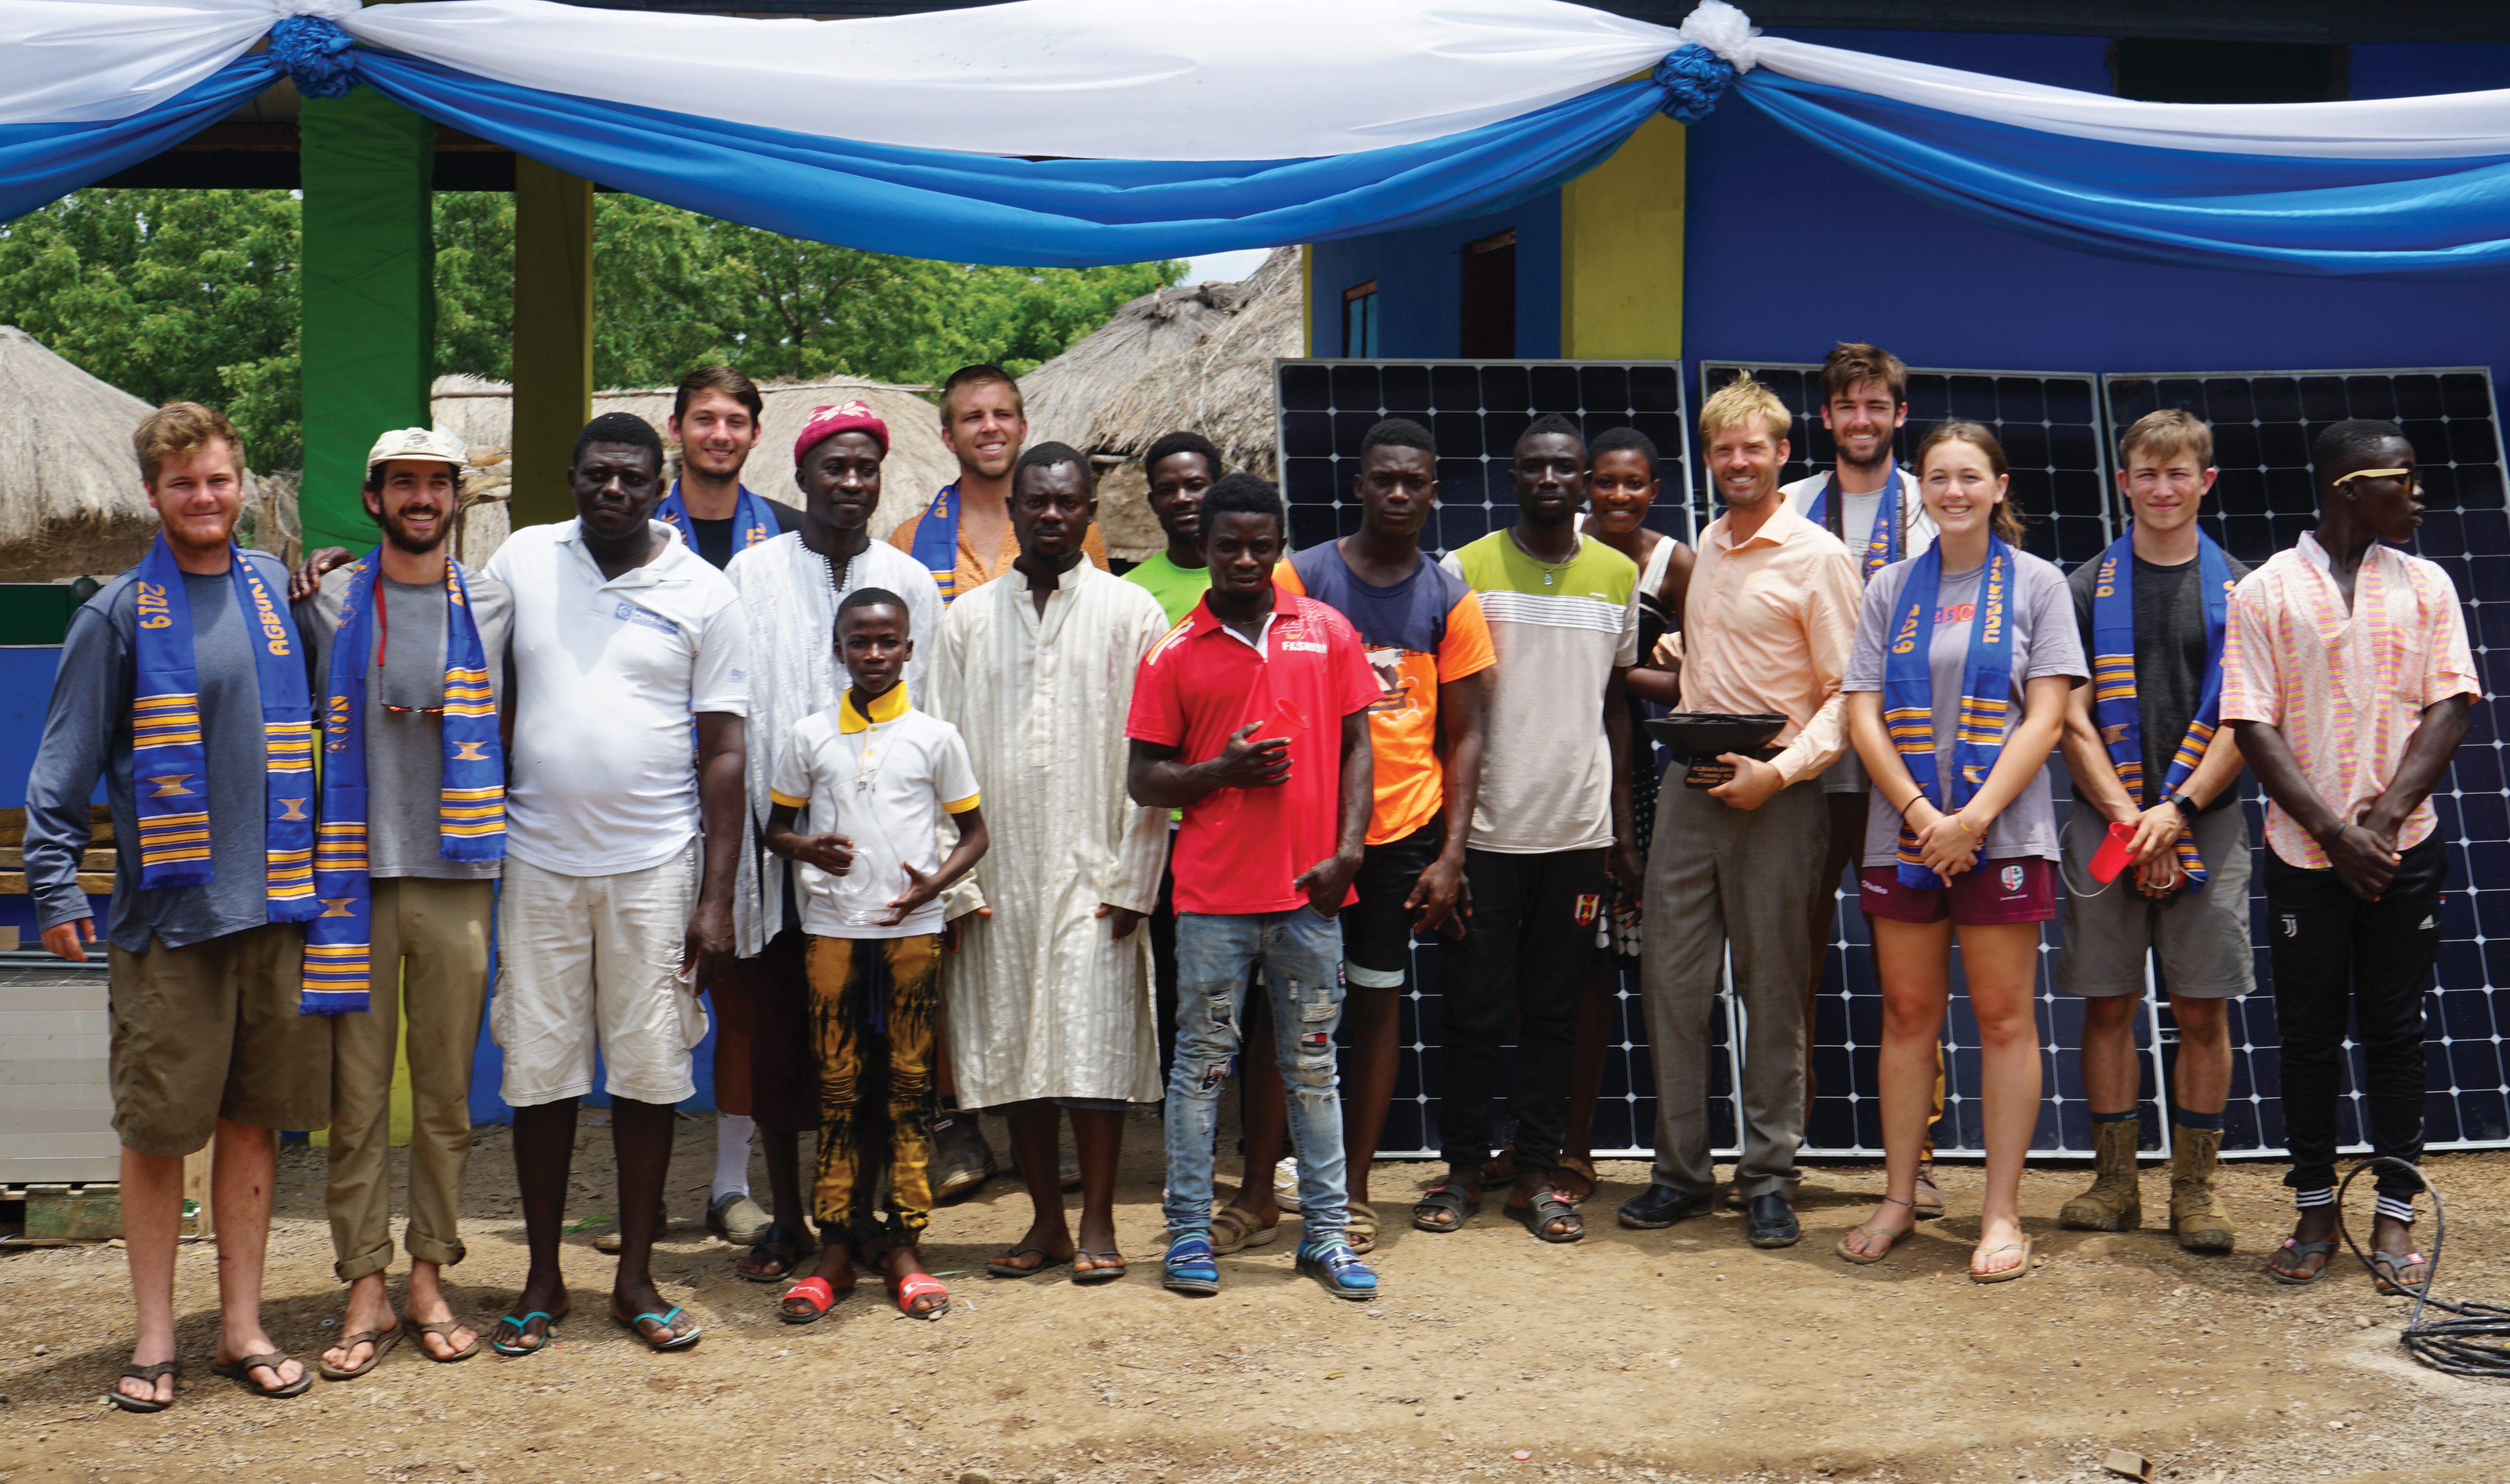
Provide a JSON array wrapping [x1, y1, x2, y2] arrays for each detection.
[[1644, 712, 1787, 759]]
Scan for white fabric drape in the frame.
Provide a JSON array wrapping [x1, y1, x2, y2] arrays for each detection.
[[929, 563, 1170, 1108]]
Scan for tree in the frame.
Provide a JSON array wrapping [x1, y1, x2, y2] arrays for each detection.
[[0, 188, 1181, 468]]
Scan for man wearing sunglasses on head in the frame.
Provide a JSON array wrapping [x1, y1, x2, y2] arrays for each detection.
[[293, 428, 515, 1377]]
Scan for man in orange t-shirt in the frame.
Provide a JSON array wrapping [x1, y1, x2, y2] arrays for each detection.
[[1212, 418, 1493, 1257]]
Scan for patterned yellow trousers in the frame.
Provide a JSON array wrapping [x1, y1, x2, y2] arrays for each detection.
[[805, 933, 942, 1244]]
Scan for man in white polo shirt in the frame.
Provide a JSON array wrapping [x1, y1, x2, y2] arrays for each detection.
[[482, 412, 749, 1357]]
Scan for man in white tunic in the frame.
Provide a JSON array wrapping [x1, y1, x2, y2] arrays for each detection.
[[932, 442, 1170, 1284], [721, 403, 944, 1282]]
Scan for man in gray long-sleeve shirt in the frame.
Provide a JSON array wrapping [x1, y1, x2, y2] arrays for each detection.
[[27, 403, 329, 1409]]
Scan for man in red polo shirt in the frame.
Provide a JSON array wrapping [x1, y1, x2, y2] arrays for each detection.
[[1127, 474, 1380, 1302]]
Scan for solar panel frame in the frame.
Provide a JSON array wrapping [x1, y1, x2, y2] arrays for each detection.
[[1275, 358, 1705, 1160], [2102, 367, 2510, 1161]]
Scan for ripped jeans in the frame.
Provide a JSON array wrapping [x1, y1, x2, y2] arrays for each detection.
[[1163, 907, 1349, 1242]]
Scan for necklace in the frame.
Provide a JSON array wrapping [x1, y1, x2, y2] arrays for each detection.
[[1509, 525, 1577, 586], [818, 541, 856, 596]]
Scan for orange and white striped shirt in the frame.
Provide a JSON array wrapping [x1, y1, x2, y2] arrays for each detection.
[[2219, 531, 2481, 867]]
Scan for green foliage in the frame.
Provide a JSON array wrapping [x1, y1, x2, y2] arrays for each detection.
[[0, 187, 1180, 469], [0, 189, 303, 466]]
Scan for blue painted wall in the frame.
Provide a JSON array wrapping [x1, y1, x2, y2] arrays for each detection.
[[1308, 193, 1561, 359], [1681, 34, 2510, 382]]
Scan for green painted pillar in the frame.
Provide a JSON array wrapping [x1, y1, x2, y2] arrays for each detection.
[[298, 87, 435, 552], [509, 156, 595, 530]]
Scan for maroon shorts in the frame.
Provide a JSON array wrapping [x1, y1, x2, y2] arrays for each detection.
[[1858, 857, 2056, 927]]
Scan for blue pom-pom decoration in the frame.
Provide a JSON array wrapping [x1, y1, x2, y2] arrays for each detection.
[[271, 14, 357, 100], [1652, 44, 1733, 124]]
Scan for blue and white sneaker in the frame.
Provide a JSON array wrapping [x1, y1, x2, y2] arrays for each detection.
[[1295, 1237, 1377, 1301], [1162, 1228, 1219, 1295]]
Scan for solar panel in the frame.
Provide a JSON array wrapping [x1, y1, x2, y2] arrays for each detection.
[[1699, 363, 2123, 1160], [1276, 359, 1700, 1159], [2104, 369, 2510, 1160]]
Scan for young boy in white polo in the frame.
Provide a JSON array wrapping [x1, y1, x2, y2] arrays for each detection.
[[765, 587, 987, 1323]]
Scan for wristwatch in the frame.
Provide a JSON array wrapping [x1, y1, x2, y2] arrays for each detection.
[[2170, 793, 2199, 823]]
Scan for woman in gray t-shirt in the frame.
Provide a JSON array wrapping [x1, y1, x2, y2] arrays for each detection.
[[1837, 421, 2086, 1283]]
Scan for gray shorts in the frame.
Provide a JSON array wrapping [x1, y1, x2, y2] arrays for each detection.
[[1818, 746, 1869, 795], [2056, 801, 2255, 1000]]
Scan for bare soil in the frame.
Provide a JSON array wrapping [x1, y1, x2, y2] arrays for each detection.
[[6, 1112, 2510, 1484]]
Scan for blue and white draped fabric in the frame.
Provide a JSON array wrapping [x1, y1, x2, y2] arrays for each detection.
[[1881, 537, 2012, 889], [128, 536, 318, 916], [2088, 528, 2233, 890], [1804, 457, 1902, 583], [6, 0, 2510, 275], [306, 552, 504, 1015], [658, 481, 778, 554], [910, 483, 964, 604]]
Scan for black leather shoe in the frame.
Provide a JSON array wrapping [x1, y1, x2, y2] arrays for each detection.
[[1746, 1192, 1801, 1248], [1617, 1182, 1715, 1230]]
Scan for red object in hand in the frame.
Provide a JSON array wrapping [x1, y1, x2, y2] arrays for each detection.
[[2090, 820, 2137, 883], [1269, 697, 1309, 736]]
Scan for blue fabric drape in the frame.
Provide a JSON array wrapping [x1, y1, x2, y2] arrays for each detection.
[[1734, 73, 2510, 279], [6, 36, 2510, 279], [0, 56, 277, 224], [351, 53, 1655, 266]]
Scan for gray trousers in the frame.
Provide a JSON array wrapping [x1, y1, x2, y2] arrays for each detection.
[[1642, 778, 1828, 1199]]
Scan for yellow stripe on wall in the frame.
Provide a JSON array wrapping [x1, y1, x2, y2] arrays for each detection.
[[1560, 114, 1686, 360]]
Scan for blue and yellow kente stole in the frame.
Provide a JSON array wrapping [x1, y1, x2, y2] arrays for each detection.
[[658, 480, 778, 554], [2090, 528, 2233, 890], [129, 535, 317, 915], [1805, 457, 1903, 583], [910, 481, 962, 604], [1883, 536, 2011, 888], [305, 555, 505, 1014]]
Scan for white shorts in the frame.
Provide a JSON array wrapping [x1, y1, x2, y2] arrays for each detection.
[[492, 841, 708, 1108]]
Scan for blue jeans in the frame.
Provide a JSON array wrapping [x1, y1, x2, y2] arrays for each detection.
[[1164, 908, 1348, 1241]]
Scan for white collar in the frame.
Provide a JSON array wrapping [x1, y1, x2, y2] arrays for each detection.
[[1215, 608, 1278, 658]]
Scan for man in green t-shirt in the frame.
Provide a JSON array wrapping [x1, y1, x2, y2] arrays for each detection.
[[1125, 431, 1222, 627], [1123, 429, 1225, 1091]]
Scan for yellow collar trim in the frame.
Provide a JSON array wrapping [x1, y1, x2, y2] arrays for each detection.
[[839, 683, 911, 733]]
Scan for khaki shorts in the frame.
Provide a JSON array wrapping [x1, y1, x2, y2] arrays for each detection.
[[2056, 801, 2257, 1000], [492, 843, 708, 1108], [107, 922, 330, 1158]]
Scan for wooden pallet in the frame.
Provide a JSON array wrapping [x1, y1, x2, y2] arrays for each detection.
[[1, 1151, 212, 1243]]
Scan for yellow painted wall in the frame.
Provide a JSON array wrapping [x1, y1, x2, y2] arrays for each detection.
[[1559, 115, 1686, 360]]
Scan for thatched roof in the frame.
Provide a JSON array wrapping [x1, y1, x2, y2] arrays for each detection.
[[1016, 248, 1300, 561], [430, 373, 956, 566], [0, 326, 282, 582]]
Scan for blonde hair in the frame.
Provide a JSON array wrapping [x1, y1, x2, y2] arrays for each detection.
[[2118, 408, 2214, 471], [133, 402, 242, 486], [1913, 419, 2026, 547], [1698, 371, 1791, 444]]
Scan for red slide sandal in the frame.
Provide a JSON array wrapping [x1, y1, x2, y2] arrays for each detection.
[[890, 1272, 949, 1320], [779, 1275, 847, 1325]]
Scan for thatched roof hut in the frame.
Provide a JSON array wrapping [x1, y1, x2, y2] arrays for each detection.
[[1017, 248, 1299, 562], [430, 373, 956, 566], [0, 326, 284, 582]]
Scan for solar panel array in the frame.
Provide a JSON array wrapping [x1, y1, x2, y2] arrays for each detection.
[[1271, 358, 2509, 1166], [2104, 370, 2510, 1158], [1277, 360, 1701, 1158]]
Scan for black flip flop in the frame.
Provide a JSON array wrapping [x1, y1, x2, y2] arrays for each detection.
[[211, 1351, 314, 1399], [106, 1360, 180, 1413], [736, 1224, 818, 1284], [1411, 1182, 1481, 1233], [1071, 1249, 1128, 1285], [1509, 1190, 1586, 1244], [986, 1244, 1072, 1278], [2264, 1237, 2338, 1285]]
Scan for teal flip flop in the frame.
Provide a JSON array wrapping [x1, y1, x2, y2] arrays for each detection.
[[613, 1303, 703, 1351], [489, 1311, 559, 1357]]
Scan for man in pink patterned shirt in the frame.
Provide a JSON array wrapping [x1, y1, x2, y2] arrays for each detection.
[[2223, 418, 2480, 1291]]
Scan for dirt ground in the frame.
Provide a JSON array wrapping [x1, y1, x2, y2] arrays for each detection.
[[5, 1111, 2510, 1484]]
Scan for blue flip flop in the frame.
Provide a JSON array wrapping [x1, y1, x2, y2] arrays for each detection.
[[489, 1311, 559, 1357], [613, 1303, 703, 1351], [1162, 1230, 1219, 1296]]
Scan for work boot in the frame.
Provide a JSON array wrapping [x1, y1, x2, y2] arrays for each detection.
[[2059, 1117, 2142, 1231], [2168, 1123, 2237, 1254]]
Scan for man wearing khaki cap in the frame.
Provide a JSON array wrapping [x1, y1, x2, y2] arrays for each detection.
[[292, 427, 514, 1377]]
